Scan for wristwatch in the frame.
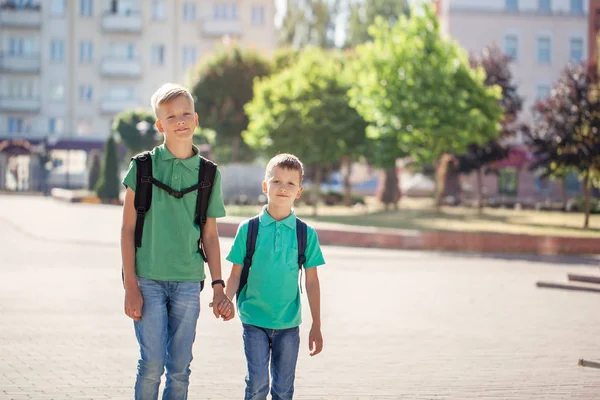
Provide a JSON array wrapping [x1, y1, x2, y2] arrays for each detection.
[[211, 279, 225, 288]]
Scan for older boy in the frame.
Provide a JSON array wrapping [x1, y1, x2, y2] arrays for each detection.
[[121, 83, 233, 399]]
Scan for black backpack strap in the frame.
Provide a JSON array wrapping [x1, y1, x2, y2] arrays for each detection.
[[296, 218, 307, 268], [133, 152, 153, 249], [195, 156, 217, 260], [237, 216, 259, 300]]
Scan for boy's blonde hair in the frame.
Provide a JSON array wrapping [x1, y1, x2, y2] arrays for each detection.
[[265, 153, 304, 185], [150, 83, 195, 118]]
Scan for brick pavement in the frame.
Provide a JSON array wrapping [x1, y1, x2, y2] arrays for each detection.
[[0, 196, 599, 399]]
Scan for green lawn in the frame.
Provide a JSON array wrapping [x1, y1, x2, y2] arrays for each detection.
[[225, 197, 600, 238]]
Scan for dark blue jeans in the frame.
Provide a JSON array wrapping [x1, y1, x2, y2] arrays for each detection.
[[242, 323, 300, 400], [133, 277, 201, 400]]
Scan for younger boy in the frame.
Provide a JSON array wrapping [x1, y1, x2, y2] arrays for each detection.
[[222, 153, 325, 400], [120, 83, 233, 400]]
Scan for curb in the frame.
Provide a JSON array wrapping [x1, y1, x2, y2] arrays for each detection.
[[50, 191, 600, 257]]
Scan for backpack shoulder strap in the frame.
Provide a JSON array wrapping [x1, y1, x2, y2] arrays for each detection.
[[133, 151, 153, 248], [195, 156, 217, 260], [237, 216, 260, 299], [296, 218, 308, 268]]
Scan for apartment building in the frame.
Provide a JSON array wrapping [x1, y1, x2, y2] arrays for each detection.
[[0, 0, 276, 190]]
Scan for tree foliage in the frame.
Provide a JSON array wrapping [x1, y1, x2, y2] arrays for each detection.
[[244, 47, 367, 212], [528, 63, 600, 228], [279, 0, 340, 49], [112, 109, 158, 155], [189, 46, 270, 163], [349, 5, 503, 207], [95, 135, 120, 201], [345, 0, 410, 48]]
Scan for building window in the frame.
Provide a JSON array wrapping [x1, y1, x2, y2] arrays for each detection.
[[152, 45, 165, 65], [80, 0, 93, 17], [50, 0, 66, 16], [77, 120, 93, 135], [50, 83, 65, 101], [109, 87, 135, 100], [504, 35, 518, 61], [50, 40, 64, 62], [570, 37, 584, 63], [8, 118, 24, 134], [538, 0, 551, 12], [152, 0, 167, 20], [183, 2, 196, 21], [183, 46, 197, 68], [252, 6, 265, 25], [79, 41, 93, 63], [537, 36, 551, 64], [570, 0, 584, 14], [213, 3, 237, 20], [9, 38, 35, 56], [505, 0, 518, 11], [536, 84, 551, 99], [48, 118, 64, 135], [110, 43, 136, 60], [498, 168, 518, 196], [79, 85, 93, 102], [9, 81, 33, 98]]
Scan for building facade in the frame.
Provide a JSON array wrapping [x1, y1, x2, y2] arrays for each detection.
[[0, 0, 277, 190]]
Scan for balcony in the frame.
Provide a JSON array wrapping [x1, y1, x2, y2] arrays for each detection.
[[0, 3, 42, 28], [102, 11, 142, 33], [0, 96, 41, 113], [100, 57, 141, 78], [0, 52, 40, 73], [200, 19, 242, 37], [100, 98, 141, 114]]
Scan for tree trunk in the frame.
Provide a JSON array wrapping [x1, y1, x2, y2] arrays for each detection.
[[231, 135, 240, 163], [584, 172, 591, 229], [477, 168, 483, 214], [561, 178, 568, 211], [312, 166, 322, 216], [342, 157, 352, 207], [378, 167, 400, 211]]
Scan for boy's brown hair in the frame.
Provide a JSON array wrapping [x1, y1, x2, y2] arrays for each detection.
[[150, 83, 195, 118], [265, 153, 304, 185]]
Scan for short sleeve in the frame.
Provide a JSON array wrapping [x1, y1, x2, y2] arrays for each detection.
[[304, 226, 325, 269], [122, 160, 137, 192], [207, 168, 226, 218], [226, 221, 248, 265]]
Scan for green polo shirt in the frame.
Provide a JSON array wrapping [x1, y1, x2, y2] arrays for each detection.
[[122, 144, 226, 282], [227, 206, 325, 329]]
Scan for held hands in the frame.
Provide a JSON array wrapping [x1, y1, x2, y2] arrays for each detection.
[[308, 325, 323, 356], [209, 291, 235, 321]]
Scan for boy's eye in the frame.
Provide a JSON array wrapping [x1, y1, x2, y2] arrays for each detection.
[[184, 112, 191, 116], [167, 116, 174, 119]]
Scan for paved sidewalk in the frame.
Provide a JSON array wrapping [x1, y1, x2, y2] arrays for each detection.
[[0, 196, 599, 399]]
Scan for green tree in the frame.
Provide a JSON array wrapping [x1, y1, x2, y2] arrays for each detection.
[[189, 46, 270, 163], [345, 0, 410, 48], [95, 135, 120, 201], [112, 109, 158, 155], [279, 0, 340, 49], [244, 47, 367, 214], [87, 151, 102, 191], [349, 5, 503, 208]]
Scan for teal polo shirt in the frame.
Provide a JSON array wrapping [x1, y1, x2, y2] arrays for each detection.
[[122, 144, 226, 282], [227, 206, 325, 329]]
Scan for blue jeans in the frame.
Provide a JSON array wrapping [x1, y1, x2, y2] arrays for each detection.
[[133, 277, 201, 400], [242, 323, 300, 400]]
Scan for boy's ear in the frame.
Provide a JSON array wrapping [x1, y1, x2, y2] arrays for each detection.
[[194, 113, 199, 126], [262, 181, 268, 194], [155, 120, 164, 133], [296, 186, 303, 199]]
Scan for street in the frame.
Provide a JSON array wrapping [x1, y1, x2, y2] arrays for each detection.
[[0, 196, 598, 399]]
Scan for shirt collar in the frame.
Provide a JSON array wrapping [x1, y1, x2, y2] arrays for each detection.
[[158, 143, 200, 171], [258, 205, 296, 229]]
